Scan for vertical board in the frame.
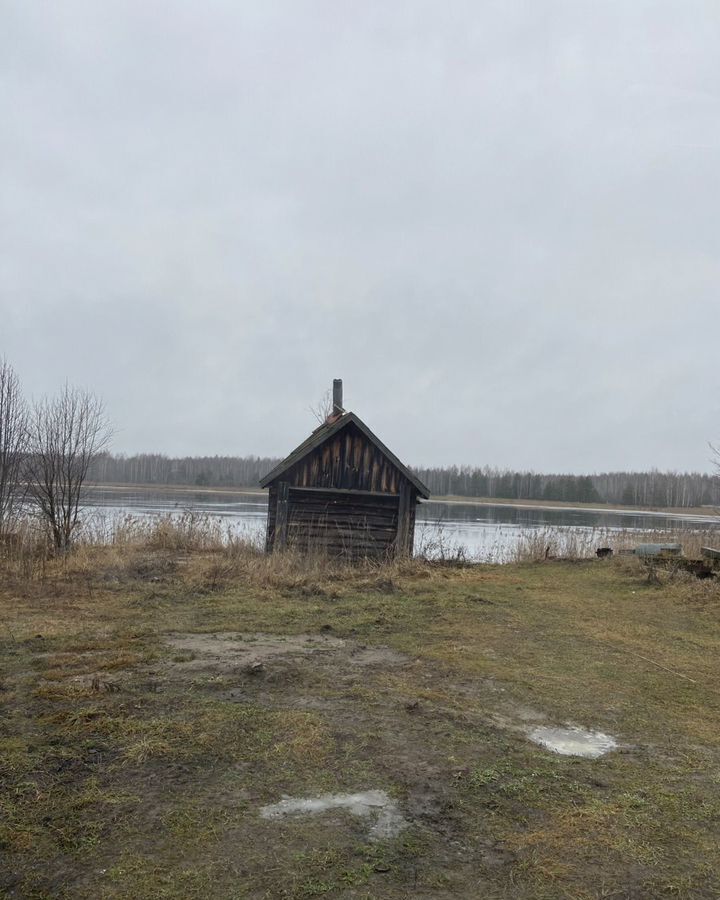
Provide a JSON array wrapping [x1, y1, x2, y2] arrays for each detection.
[[265, 485, 277, 552], [396, 481, 412, 556], [275, 481, 289, 551], [284, 422, 402, 494]]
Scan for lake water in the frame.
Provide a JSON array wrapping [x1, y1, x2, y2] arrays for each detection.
[[81, 487, 720, 562]]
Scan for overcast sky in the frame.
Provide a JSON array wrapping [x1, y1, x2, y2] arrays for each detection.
[[2, 1, 719, 473]]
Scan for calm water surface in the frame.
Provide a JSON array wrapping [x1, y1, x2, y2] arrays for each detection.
[[81, 488, 719, 562]]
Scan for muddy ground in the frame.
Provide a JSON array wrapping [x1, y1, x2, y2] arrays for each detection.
[[2, 554, 720, 898]]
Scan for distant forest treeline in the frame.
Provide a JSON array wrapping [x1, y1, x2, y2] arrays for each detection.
[[89, 453, 720, 509], [412, 466, 720, 508], [89, 453, 279, 489]]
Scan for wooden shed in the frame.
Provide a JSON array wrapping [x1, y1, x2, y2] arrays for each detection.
[[260, 380, 430, 559]]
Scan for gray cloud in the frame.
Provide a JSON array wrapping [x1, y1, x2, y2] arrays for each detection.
[[2, 1, 719, 472]]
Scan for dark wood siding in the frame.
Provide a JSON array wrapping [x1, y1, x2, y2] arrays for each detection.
[[263, 418, 424, 559], [265, 485, 277, 552], [282, 422, 402, 494], [284, 488, 399, 559]]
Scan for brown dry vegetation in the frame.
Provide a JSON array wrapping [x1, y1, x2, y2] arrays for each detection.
[[2, 521, 720, 899], [509, 524, 720, 564]]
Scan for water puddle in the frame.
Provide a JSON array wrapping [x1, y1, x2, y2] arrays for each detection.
[[528, 725, 617, 758], [260, 790, 407, 840]]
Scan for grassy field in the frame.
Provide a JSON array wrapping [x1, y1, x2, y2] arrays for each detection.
[[2, 539, 720, 899]]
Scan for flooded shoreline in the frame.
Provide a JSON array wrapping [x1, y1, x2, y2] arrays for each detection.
[[78, 484, 720, 562], [86, 482, 719, 523]]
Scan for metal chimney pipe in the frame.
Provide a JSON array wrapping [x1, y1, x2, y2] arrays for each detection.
[[332, 379, 343, 416]]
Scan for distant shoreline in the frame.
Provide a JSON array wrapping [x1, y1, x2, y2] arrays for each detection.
[[86, 482, 267, 497], [85, 482, 720, 522], [428, 495, 720, 522]]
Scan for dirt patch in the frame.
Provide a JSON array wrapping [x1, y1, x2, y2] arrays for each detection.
[[347, 646, 409, 666], [159, 632, 467, 835], [27, 627, 625, 893], [512, 705, 547, 723], [164, 631, 410, 673], [164, 633, 621, 763]]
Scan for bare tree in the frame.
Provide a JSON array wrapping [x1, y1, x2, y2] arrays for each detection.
[[25, 384, 112, 551], [0, 358, 28, 538], [309, 389, 333, 425]]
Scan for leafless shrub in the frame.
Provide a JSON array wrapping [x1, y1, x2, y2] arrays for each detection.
[[0, 358, 29, 539], [415, 518, 470, 562], [25, 384, 112, 551], [309, 389, 333, 425]]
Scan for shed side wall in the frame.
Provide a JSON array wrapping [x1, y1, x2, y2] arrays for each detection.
[[285, 488, 399, 559]]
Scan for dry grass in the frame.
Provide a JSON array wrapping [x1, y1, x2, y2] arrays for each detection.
[[2, 519, 720, 898], [0, 513, 438, 600], [3, 508, 717, 574], [511, 524, 720, 562]]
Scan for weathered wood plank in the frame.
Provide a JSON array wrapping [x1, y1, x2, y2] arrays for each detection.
[[274, 481, 289, 551], [289, 486, 399, 500], [396, 481, 412, 556], [265, 485, 277, 552]]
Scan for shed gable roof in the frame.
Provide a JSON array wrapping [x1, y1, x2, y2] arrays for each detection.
[[259, 411, 430, 499]]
